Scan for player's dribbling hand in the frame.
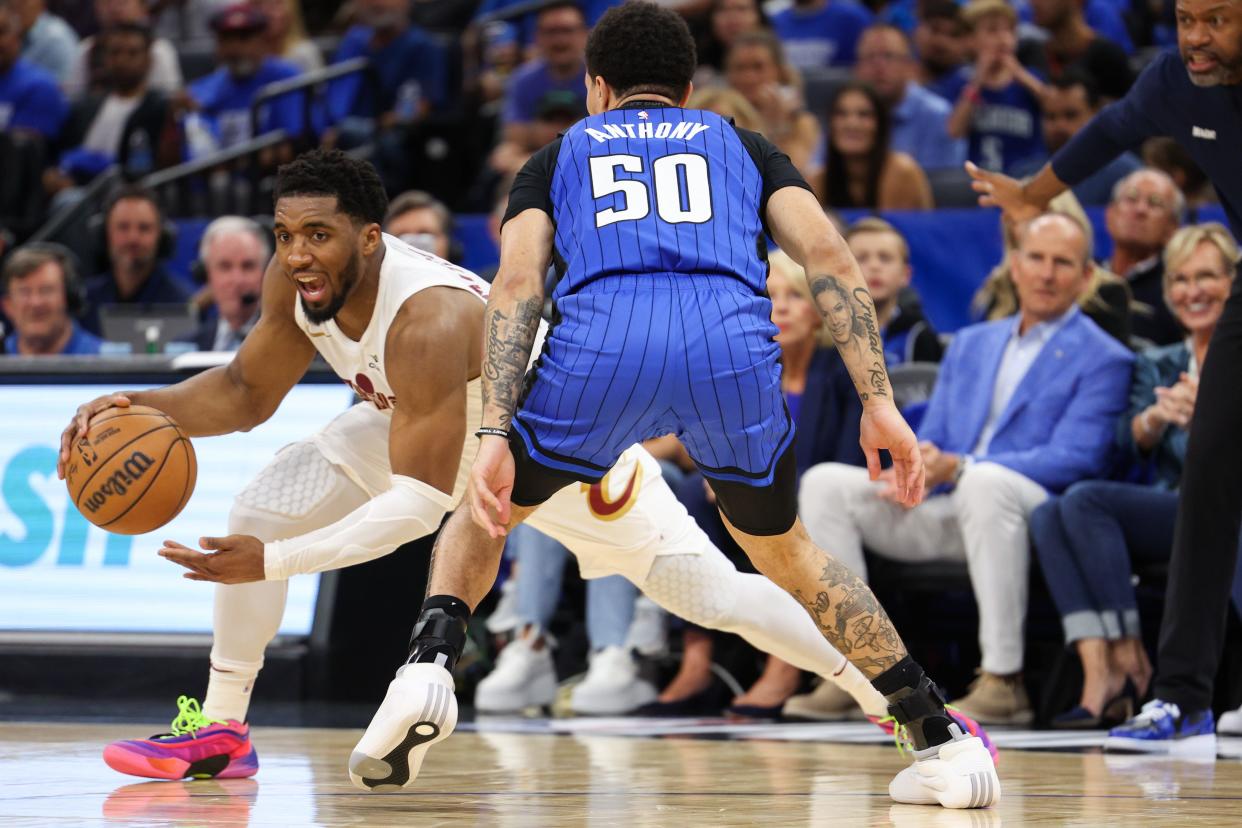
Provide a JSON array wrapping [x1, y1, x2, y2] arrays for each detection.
[[965, 162, 1040, 223], [859, 403, 925, 508], [469, 435, 516, 538], [57, 393, 132, 480], [158, 536, 266, 584]]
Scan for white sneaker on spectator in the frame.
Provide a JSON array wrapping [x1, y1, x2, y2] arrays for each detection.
[[474, 635, 558, 712], [485, 578, 521, 635], [1218, 704, 1242, 736], [624, 596, 667, 657], [570, 646, 657, 715]]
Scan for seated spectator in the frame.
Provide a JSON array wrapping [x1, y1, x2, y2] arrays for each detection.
[[62, 0, 181, 100], [180, 216, 267, 351], [800, 213, 1134, 725], [0, 0, 68, 141], [820, 80, 932, 210], [384, 190, 453, 263], [1017, 0, 1131, 101], [45, 23, 175, 196], [494, 2, 587, 162], [1025, 71, 1141, 205], [693, 0, 769, 87], [915, 0, 969, 102], [1143, 137, 1218, 213], [687, 85, 764, 131], [1105, 168, 1185, 346], [1017, 0, 1136, 56], [1031, 223, 1240, 728], [1, 244, 102, 355], [254, 0, 322, 74], [82, 185, 190, 334], [724, 31, 821, 179], [854, 23, 965, 170], [974, 192, 1133, 344], [472, 20, 521, 108], [187, 4, 303, 152], [645, 251, 896, 720], [948, 0, 1046, 176], [15, 0, 77, 82], [770, 0, 873, 70]]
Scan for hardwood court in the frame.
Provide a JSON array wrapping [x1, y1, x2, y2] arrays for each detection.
[[2, 721, 1241, 826]]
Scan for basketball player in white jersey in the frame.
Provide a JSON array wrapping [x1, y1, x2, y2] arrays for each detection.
[[56, 150, 928, 782]]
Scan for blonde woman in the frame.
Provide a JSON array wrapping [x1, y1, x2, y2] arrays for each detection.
[[687, 86, 765, 132], [255, 0, 323, 73], [973, 191, 1133, 344], [1032, 223, 1240, 729]]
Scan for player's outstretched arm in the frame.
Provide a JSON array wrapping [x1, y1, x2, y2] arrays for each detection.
[[766, 186, 924, 506], [57, 258, 314, 479], [470, 208, 553, 535], [965, 160, 1066, 222]]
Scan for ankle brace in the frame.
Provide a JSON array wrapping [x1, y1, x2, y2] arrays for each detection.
[[407, 595, 470, 671], [886, 674, 956, 751]]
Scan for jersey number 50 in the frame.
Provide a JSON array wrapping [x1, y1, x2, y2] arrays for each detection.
[[589, 153, 713, 228]]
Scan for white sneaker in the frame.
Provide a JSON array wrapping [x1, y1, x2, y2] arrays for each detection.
[[1218, 704, 1242, 736], [624, 596, 667, 657], [474, 635, 558, 712], [888, 731, 1001, 809], [485, 578, 520, 635], [570, 646, 658, 715], [349, 663, 457, 791]]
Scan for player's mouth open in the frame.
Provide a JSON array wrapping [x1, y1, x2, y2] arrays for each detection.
[[295, 274, 328, 302]]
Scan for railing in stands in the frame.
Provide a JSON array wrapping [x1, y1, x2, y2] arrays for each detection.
[[27, 166, 123, 245], [141, 129, 290, 218], [248, 56, 370, 145]]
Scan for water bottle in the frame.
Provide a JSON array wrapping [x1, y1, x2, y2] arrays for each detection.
[[393, 81, 422, 125], [144, 325, 160, 354], [183, 113, 218, 161], [127, 130, 153, 175]]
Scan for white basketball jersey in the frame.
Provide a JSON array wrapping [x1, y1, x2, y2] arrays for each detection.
[[294, 235, 492, 503]]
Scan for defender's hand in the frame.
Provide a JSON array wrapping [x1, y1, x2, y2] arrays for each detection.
[[159, 536, 267, 584], [860, 403, 925, 507], [469, 435, 516, 538], [966, 162, 1041, 222], [58, 393, 132, 480]]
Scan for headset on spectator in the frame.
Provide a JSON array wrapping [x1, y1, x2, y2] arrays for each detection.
[[88, 183, 179, 268], [191, 215, 274, 284], [0, 242, 88, 318]]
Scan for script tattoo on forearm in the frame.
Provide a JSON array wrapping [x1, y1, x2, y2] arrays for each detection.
[[793, 553, 905, 678], [481, 296, 543, 429], [852, 287, 890, 401], [808, 274, 891, 403]]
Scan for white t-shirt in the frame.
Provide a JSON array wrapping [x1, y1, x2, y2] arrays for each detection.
[[81, 94, 143, 157]]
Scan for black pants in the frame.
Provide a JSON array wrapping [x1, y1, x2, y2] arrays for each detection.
[[1155, 280, 1242, 712]]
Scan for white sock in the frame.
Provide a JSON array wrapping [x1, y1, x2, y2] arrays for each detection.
[[203, 663, 258, 723]]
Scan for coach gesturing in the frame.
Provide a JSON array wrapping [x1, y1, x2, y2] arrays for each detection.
[[968, 0, 1242, 753]]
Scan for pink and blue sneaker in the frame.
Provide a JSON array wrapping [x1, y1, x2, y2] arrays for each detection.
[[874, 705, 1000, 764], [103, 696, 258, 780]]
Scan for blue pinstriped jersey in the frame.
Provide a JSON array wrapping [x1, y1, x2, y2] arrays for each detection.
[[539, 107, 774, 299]]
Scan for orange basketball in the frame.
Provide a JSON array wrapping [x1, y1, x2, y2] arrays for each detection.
[[64, 405, 197, 535]]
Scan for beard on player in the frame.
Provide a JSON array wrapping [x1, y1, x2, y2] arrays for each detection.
[[299, 247, 363, 324]]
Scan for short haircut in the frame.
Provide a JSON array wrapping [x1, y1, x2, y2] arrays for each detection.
[[274, 148, 388, 227], [586, 2, 697, 102], [727, 29, 790, 74], [537, 0, 586, 24], [1, 245, 72, 296], [1018, 212, 1092, 266], [1163, 222, 1240, 284], [198, 215, 271, 261], [1049, 69, 1100, 109], [385, 190, 452, 234], [846, 217, 910, 263], [105, 182, 163, 223], [921, 0, 964, 28], [962, 0, 1017, 30], [1111, 167, 1187, 223], [100, 20, 154, 47], [860, 23, 913, 56]]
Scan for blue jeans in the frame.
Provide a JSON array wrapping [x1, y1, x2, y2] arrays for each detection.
[[508, 523, 635, 650], [1031, 481, 1242, 644]]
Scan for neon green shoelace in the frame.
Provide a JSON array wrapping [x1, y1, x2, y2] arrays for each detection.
[[162, 695, 225, 738], [887, 705, 969, 757]]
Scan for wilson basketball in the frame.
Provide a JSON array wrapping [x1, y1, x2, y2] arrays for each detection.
[[65, 405, 197, 535]]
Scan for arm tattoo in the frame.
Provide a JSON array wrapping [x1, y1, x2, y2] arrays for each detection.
[[481, 296, 543, 429], [807, 274, 891, 403], [792, 552, 905, 679]]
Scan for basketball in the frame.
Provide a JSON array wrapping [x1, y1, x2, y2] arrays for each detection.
[[64, 405, 197, 535]]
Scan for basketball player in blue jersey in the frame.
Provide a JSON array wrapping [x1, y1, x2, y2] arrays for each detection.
[[353, 3, 999, 809]]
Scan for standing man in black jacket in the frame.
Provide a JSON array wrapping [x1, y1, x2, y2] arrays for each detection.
[[968, 0, 1242, 755]]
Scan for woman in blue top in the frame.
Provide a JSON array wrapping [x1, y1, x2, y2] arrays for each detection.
[[1031, 223, 1240, 729]]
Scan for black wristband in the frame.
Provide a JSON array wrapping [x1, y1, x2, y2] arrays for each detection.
[[475, 426, 510, 439]]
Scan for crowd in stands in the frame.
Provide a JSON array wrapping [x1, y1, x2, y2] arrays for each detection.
[[2, 0, 1241, 730]]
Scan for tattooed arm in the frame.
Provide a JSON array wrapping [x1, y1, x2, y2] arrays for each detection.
[[765, 186, 925, 506], [479, 208, 553, 431]]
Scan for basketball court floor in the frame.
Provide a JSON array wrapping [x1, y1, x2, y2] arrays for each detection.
[[3, 718, 1242, 826]]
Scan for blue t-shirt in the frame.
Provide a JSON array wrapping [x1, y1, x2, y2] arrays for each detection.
[[474, 0, 618, 44], [502, 59, 587, 125], [771, 2, 874, 69], [1016, 0, 1134, 54], [4, 323, 103, 355], [925, 66, 970, 104], [1053, 51, 1242, 238], [189, 58, 303, 149], [0, 59, 68, 139], [891, 82, 965, 170], [967, 80, 1045, 174], [328, 25, 446, 122]]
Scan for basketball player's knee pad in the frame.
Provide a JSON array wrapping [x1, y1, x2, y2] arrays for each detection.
[[640, 553, 740, 631], [229, 442, 353, 541]]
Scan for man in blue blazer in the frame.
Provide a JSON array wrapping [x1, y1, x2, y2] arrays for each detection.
[[799, 213, 1134, 725]]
